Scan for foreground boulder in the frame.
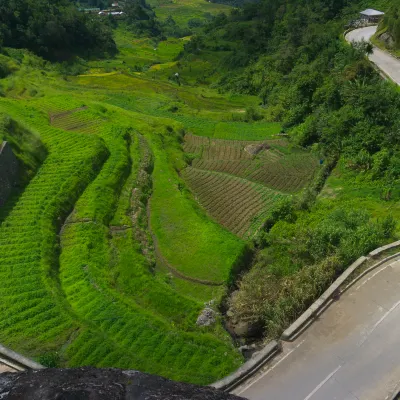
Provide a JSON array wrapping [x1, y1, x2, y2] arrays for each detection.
[[0, 367, 246, 400]]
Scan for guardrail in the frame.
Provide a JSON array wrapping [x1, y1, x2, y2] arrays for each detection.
[[211, 341, 281, 392], [212, 240, 400, 392], [281, 256, 368, 340], [282, 240, 400, 341], [0, 344, 44, 372]]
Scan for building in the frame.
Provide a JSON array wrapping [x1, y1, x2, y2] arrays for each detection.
[[360, 9, 385, 24], [98, 10, 125, 18]]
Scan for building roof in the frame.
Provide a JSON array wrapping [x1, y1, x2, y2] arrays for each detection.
[[360, 9, 385, 17]]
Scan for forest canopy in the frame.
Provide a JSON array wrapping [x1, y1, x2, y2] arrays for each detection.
[[0, 0, 117, 60], [184, 0, 400, 183]]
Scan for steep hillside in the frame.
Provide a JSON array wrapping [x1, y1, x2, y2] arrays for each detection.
[[1, 0, 400, 385], [374, 5, 400, 53], [0, 114, 47, 185], [179, 0, 400, 338]]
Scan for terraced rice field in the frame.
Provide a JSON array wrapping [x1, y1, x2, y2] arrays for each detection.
[[0, 96, 243, 384], [50, 107, 104, 134], [183, 168, 284, 238], [0, 28, 317, 384], [183, 134, 319, 238]]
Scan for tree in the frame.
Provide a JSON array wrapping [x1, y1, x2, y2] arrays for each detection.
[[0, 0, 116, 60]]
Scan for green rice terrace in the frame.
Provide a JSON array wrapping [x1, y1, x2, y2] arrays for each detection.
[[0, 25, 320, 383], [21, 0, 400, 386], [2, 0, 400, 389]]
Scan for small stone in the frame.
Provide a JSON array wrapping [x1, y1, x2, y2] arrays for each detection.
[[196, 307, 216, 327]]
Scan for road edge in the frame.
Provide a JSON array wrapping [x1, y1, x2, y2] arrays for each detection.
[[212, 241, 400, 392], [210, 341, 281, 392], [0, 343, 44, 371]]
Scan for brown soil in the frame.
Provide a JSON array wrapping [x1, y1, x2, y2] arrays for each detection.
[[49, 106, 88, 124]]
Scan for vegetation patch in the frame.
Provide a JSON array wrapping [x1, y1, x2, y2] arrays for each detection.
[[182, 134, 319, 238], [1, 0, 400, 385]]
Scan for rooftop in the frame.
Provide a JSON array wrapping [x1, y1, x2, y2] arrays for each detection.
[[360, 8, 385, 16]]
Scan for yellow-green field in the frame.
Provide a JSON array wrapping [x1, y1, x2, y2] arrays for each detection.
[[148, 0, 231, 26]]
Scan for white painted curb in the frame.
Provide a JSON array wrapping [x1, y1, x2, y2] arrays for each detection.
[[211, 340, 281, 392], [0, 344, 44, 371], [211, 240, 400, 392]]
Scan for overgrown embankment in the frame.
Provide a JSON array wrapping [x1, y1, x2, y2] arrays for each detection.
[[373, 5, 400, 54], [0, 114, 47, 207], [0, 142, 18, 206]]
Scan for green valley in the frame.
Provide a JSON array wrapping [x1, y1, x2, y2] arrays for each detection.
[[0, 0, 400, 387]]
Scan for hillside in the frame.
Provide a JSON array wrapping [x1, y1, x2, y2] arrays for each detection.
[[373, 5, 400, 54], [0, 0, 400, 386], [180, 0, 400, 337]]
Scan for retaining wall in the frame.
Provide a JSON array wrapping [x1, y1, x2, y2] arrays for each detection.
[[0, 142, 18, 206]]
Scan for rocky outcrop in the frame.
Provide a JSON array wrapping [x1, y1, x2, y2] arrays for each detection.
[[379, 32, 395, 49], [0, 142, 18, 206], [196, 307, 217, 326], [0, 367, 247, 400]]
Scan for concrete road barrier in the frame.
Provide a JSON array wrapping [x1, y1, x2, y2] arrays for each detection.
[[0, 344, 44, 371], [369, 240, 400, 257], [211, 341, 281, 392], [282, 241, 400, 341], [281, 256, 368, 341]]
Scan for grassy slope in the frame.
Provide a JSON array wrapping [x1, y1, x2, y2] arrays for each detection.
[[148, 0, 231, 26], [0, 33, 260, 381], [320, 160, 400, 233], [0, 0, 318, 383]]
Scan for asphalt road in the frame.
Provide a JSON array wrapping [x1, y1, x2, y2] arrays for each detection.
[[346, 26, 400, 85], [236, 256, 400, 400]]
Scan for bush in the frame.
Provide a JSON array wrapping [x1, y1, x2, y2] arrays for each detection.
[[39, 352, 60, 368], [229, 206, 396, 338]]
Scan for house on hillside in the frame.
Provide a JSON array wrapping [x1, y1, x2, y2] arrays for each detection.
[[360, 9, 385, 24]]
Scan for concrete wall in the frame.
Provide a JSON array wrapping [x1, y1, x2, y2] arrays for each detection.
[[0, 142, 19, 206]]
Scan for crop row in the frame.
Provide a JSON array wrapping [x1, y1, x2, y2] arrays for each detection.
[[0, 99, 108, 357], [58, 113, 242, 383], [34, 96, 88, 116], [51, 111, 102, 134], [184, 133, 288, 151], [192, 153, 317, 193], [182, 167, 285, 238]]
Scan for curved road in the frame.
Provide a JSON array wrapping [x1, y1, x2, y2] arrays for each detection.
[[346, 26, 400, 85], [236, 255, 400, 400]]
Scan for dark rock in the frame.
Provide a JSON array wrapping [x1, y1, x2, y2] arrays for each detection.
[[232, 320, 263, 338], [379, 32, 395, 49], [196, 307, 217, 327], [0, 367, 247, 400]]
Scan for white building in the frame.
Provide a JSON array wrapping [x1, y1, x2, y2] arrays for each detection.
[[360, 9, 385, 24]]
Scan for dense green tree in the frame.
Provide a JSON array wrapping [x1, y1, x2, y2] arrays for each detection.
[[185, 0, 400, 181], [380, 6, 400, 48], [123, 0, 161, 37], [0, 0, 116, 60]]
